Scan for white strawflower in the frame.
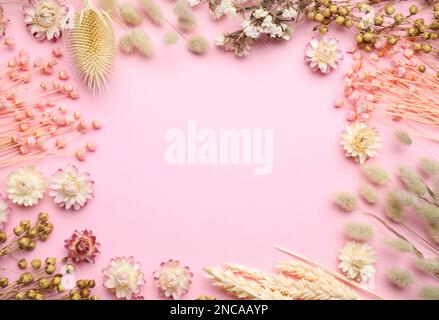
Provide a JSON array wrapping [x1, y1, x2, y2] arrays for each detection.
[[304, 36, 343, 74], [7, 166, 46, 207], [154, 259, 193, 299], [338, 241, 377, 282], [340, 122, 381, 164]]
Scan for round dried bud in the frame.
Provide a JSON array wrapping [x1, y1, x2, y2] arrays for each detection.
[[76, 279, 88, 289], [418, 65, 426, 73], [57, 284, 65, 293], [35, 292, 44, 300], [387, 35, 397, 45], [38, 212, 49, 222], [20, 220, 31, 230], [43, 223, 54, 234], [0, 277, 9, 287], [318, 25, 328, 34], [407, 27, 418, 37], [357, 21, 365, 30], [344, 18, 354, 28], [69, 290, 81, 300], [38, 233, 49, 241], [374, 16, 384, 26], [18, 237, 30, 249], [80, 288, 90, 298], [0, 231, 6, 243], [26, 289, 36, 299], [421, 32, 431, 40], [19, 272, 33, 285], [38, 278, 50, 289], [15, 292, 26, 300], [335, 15, 345, 25], [422, 44, 432, 53], [52, 276, 62, 286], [314, 12, 324, 22], [329, 4, 337, 13], [13, 226, 24, 236], [363, 32, 374, 42], [27, 240, 36, 251], [307, 11, 316, 20], [385, 5, 395, 15], [31, 259, 42, 269], [322, 8, 331, 17], [338, 7, 348, 16], [45, 264, 56, 275], [17, 258, 27, 269], [409, 5, 419, 15], [355, 34, 363, 44], [88, 279, 96, 288], [28, 227, 38, 239], [394, 13, 404, 24], [90, 295, 99, 300], [45, 257, 56, 265], [414, 43, 422, 51]]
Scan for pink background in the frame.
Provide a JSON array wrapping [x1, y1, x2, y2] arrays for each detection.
[[1, 1, 438, 300]]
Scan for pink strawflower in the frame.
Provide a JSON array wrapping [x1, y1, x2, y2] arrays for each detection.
[[154, 259, 193, 299], [65, 230, 100, 263]]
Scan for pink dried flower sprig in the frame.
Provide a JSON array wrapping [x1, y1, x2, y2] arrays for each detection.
[[154, 259, 193, 299], [49, 164, 95, 210], [0, 49, 101, 168], [65, 230, 100, 263], [103, 257, 145, 300]]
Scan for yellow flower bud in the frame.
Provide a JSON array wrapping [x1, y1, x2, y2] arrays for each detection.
[[18, 258, 27, 269], [31, 259, 41, 269]]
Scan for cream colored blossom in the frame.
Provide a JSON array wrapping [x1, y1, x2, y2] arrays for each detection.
[[154, 259, 193, 299], [103, 257, 145, 300], [49, 164, 94, 210], [341, 122, 381, 164], [338, 241, 377, 282], [305, 36, 343, 74], [7, 166, 46, 207]]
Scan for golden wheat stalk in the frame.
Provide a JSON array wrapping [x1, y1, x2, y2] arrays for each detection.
[[226, 263, 358, 300], [66, 0, 116, 94]]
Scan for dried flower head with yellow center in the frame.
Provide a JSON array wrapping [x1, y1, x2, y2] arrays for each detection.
[[338, 241, 377, 282], [23, 0, 71, 41], [153, 259, 193, 299], [7, 166, 46, 207], [305, 36, 343, 74], [341, 122, 381, 164]]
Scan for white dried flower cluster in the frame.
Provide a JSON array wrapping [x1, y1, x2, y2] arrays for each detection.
[[240, 9, 294, 40]]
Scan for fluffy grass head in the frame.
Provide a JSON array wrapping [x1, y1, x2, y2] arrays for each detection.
[[383, 238, 413, 253], [414, 201, 439, 225], [67, 5, 116, 94], [333, 192, 357, 212], [387, 267, 413, 288], [384, 191, 405, 223], [174, 0, 196, 30], [139, 0, 163, 25], [99, 0, 119, 14], [414, 258, 439, 274], [344, 222, 374, 242], [359, 183, 378, 204], [130, 29, 153, 57], [361, 164, 390, 186], [398, 166, 428, 197], [187, 35, 208, 54], [120, 2, 142, 25], [420, 157, 439, 176], [428, 223, 439, 244], [394, 130, 412, 146], [395, 189, 417, 207], [118, 33, 133, 54], [164, 32, 179, 46], [419, 286, 439, 300]]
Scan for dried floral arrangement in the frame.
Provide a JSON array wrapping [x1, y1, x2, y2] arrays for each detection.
[[191, 0, 439, 59], [0, 212, 99, 300], [333, 132, 439, 299], [0, 47, 100, 168], [335, 39, 439, 148]]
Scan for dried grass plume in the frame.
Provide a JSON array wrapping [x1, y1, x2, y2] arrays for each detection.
[[344, 222, 374, 242], [120, 2, 142, 25], [383, 238, 413, 253], [174, 0, 196, 30], [361, 164, 390, 186], [420, 157, 439, 176], [139, 0, 163, 25], [387, 267, 413, 288], [333, 192, 357, 212], [394, 130, 412, 146], [187, 35, 208, 54], [118, 34, 133, 54], [359, 183, 378, 204], [130, 29, 153, 57]]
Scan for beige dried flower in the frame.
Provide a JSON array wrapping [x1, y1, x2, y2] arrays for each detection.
[[383, 238, 413, 253], [138, 0, 163, 25], [130, 29, 153, 57], [359, 183, 378, 204], [187, 35, 208, 54], [394, 130, 412, 146], [419, 286, 439, 300], [119, 34, 133, 53], [7, 166, 46, 207], [428, 223, 439, 244], [414, 258, 439, 274], [99, 0, 119, 14], [387, 267, 413, 288], [344, 222, 374, 242], [395, 189, 417, 207], [340, 122, 381, 164], [361, 164, 390, 185], [164, 32, 179, 45], [384, 191, 405, 223], [120, 2, 142, 25], [174, 0, 196, 30], [398, 166, 428, 197], [338, 241, 377, 282], [420, 157, 439, 176], [333, 192, 357, 212]]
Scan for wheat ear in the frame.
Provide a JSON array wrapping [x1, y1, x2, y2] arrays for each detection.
[[227, 263, 358, 300], [67, 0, 116, 94]]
